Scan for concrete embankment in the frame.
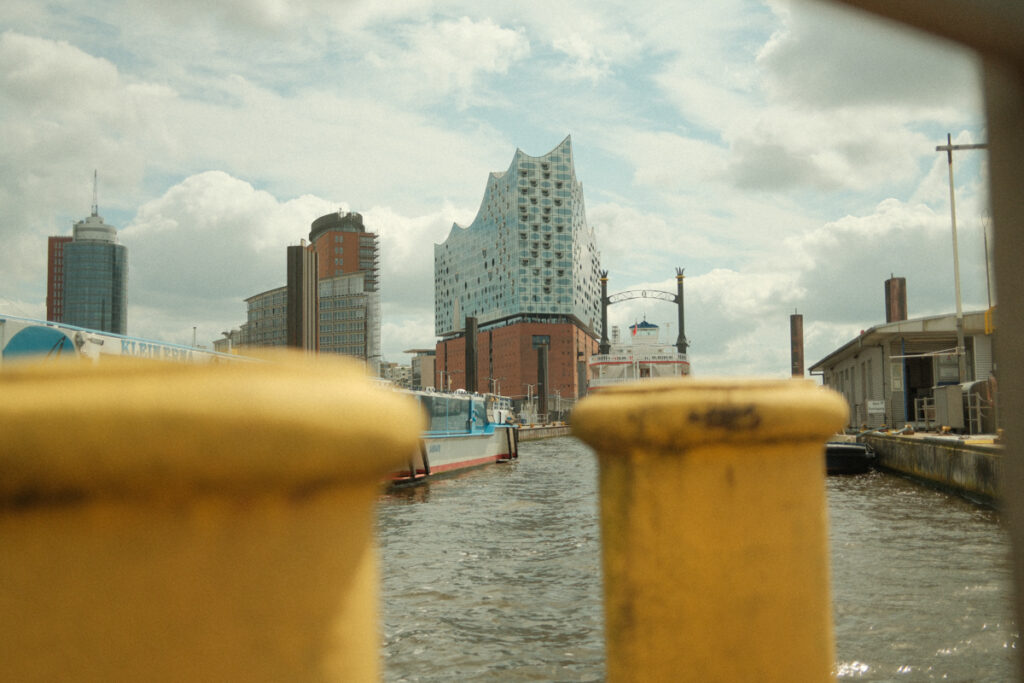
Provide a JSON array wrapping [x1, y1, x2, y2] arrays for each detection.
[[517, 424, 573, 441], [862, 433, 1003, 506]]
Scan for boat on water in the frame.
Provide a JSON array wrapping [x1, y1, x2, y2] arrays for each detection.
[[393, 390, 519, 485], [825, 435, 875, 475], [588, 319, 690, 392]]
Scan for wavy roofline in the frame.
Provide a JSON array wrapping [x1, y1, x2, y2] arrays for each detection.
[[440, 135, 574, 243]]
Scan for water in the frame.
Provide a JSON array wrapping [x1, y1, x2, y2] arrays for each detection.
[[377, 437, 1017, 681], [829, 471, 1017, 680]]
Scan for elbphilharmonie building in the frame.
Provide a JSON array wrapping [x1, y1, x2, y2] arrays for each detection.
[[434, 136, 602, 403], [435, 135, 601, 335]]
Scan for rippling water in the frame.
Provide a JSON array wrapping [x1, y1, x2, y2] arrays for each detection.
[[377, 437, 1016, 681]]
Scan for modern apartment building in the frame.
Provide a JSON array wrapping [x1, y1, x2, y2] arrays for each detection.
[[309, 211, 380, 369], [309, 211, 379, 291], [434, 136, 602, 401], [237, 211, 380, 369], [318, 271, 377, 362], [241, 286, 287, 347]]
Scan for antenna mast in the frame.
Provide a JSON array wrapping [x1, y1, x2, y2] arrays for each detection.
[[91, 170, 98, 216]]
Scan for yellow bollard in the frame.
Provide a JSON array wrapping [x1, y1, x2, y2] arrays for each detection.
[[573, 378, 847, 682], [0, 354, 423, 683]]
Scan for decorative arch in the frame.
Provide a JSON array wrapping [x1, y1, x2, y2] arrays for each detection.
[[599, 268, 689, 355]]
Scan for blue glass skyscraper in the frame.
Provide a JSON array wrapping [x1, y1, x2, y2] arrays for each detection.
[[61, 205, 128, 335]]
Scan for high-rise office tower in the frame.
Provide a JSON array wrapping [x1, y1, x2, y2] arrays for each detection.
[[48, 173, 128, 334], [308, 210, 379, 290], [434, 136, 602, 401], [238, 211, 380, 371], [309, 211, 380, 369], [240, 243, 317, 351]]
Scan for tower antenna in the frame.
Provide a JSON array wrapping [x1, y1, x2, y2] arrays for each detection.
[[91, 170, 99, 216]]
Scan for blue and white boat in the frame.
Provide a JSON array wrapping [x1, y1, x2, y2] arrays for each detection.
[[394, 390, 519, 484], [0, 315, 237, 366]]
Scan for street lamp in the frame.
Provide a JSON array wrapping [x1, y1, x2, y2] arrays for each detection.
[[524, 383, 537, 419], [936, 133, 988, 384]]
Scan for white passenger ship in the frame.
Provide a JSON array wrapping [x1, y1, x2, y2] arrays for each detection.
[[588, 320, 690, 392]]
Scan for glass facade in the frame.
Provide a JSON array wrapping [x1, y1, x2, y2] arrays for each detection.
[[62, 224, 128, 335], [434, 136, 602, 336], [241, 286, 287, 347], [317, 271, 380, 363]]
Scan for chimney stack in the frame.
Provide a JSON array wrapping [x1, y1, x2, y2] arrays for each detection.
[[465, 316, 478, 393], [885, 275, 908, 322], [790, 312, 804, 377]]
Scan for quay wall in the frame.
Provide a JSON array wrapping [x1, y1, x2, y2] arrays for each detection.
[[862, 434, 1003, 505], [518, 424, 573, 441]]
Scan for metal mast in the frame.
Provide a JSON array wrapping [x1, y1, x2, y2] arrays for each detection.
[[935, 134, 987, 383]]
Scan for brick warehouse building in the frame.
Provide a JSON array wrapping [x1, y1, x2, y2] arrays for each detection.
[[434, 137, 602, 403]]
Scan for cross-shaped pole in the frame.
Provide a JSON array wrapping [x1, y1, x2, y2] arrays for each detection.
[[936, 133, 988, 383]]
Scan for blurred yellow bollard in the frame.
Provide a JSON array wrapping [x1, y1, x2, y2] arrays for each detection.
[[573, 378, 847, 682], [0, 354, 423, 683]]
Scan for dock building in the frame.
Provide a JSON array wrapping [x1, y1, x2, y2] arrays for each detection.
[[434, 136, 602, 404], [809, 278, 997, 432]]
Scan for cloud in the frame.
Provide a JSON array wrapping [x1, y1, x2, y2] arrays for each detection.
[[758, 0, 981, 111], [791, 196, 990, 325], [724, 107, 936, 194], [588, 202, 725, 281], [366, 17, 530, 107], [551, 33, 610, 82], [120, 171, 339, 342], [119, 171, 479, 354], [369, 202, 476, 316]]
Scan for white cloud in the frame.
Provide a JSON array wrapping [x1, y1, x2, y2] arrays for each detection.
[[370, 202, 476, 315], [120, 172, 338, 340], [119, 171, 480, 355], [551, 33, 613, 82], [758, 0, 981, 111], [366, 17, 530, 107]]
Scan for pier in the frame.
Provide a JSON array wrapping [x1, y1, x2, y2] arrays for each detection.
[[862, 431, 1002, 506], [516, 423, 573, 441]]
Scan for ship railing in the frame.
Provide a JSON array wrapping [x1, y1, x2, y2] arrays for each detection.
[[914, 396, 936, 429]]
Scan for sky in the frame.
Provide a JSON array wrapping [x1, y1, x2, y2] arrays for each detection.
[[1, 1, 990, 376]]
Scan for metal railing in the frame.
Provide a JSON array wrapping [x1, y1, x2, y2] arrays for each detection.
[[915, 396, 936, 429]]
